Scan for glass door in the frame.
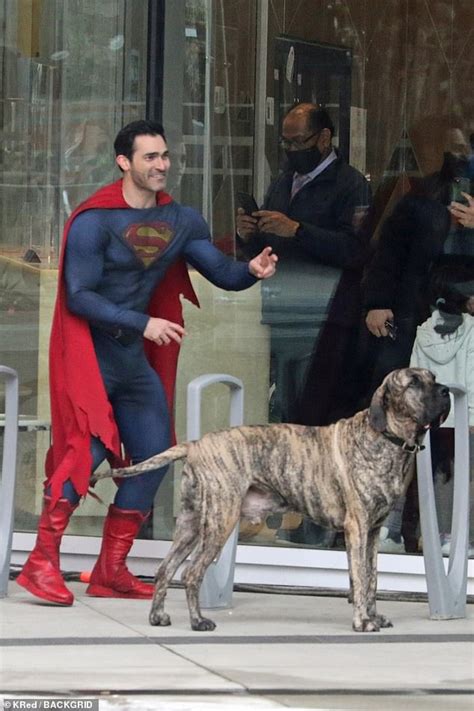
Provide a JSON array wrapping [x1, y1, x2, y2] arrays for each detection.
[[162, 0, 258, 253], [0, 0, 149, 535], [273, 37, 352, 166]]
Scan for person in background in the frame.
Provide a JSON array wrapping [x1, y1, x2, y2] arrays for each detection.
[[236, 103, 371, 426], [361, 125, 472, 552], [411, 259, 474, 555], [237, 103, 371, 545], [449, 130, 474, 230], [382, 259, 474, 555], [17, 119, 277, 606]]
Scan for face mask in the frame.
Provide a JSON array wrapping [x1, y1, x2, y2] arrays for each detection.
[[443, 151, 469, 178], [285, 146, 322, 175]]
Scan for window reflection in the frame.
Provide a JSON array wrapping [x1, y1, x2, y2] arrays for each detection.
[[0, 0, 472, 561], [0, 0, 148, 536]]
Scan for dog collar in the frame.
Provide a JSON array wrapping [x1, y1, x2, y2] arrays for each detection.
[[381, 431, 425, 453]]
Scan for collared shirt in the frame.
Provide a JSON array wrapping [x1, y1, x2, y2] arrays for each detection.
[[291, 149, 338, 199]]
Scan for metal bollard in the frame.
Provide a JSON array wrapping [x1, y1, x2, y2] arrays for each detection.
[[416, 384, 470, 619], [0, 366, 19, 598], [186, 374, 244, 610]]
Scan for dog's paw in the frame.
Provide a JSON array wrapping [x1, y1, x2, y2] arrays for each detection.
[[191, 616, 217, 632], [149, 610, 171, 627], [352, 617, 381, 632], [373, 614, 393, 629]]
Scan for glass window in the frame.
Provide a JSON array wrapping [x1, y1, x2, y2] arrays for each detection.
[[239, 0, 473, 557], [1, 0, 263, 541], [156, 0, 262, 540], [2, 0, 472, 566], [0, 0, 148, 535]]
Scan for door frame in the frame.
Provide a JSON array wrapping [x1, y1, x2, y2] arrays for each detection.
[[274, 36, 352, 162]]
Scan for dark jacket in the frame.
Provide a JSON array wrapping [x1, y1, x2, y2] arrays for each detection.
[[244, 155, 370, 267], [362, 185, 451, 323], [240, 154, 372, 327], [356, 173, 458, 415]]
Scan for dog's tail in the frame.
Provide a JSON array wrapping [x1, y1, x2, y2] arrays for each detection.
[[91, 443, 189, 483]]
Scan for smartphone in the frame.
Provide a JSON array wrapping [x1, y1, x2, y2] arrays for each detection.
[[236, 191, 259, 215], [385, 320, 398, 341], [451, 178, 470, 205]]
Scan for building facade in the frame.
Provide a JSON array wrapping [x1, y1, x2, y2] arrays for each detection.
[[1, 0, 473, 592]]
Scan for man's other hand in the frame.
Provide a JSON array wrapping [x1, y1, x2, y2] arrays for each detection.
[[256, 210, 299, 238], [144, 317, 187, 345], [236, 207, 258, 240], [365, 309, 395, 337], [248, 246, 278, 279]]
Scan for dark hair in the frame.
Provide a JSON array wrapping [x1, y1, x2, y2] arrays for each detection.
[[113, 120, 166, 162], [428, 258, 474, 335], [286, 103, 335, 138], [307, 107, 335, 138]]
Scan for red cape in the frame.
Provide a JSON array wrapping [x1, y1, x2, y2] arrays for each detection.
[[45, 179, 199, 505]]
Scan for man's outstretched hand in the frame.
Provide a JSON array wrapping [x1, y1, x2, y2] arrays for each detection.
[[248, 246, 278, 279]]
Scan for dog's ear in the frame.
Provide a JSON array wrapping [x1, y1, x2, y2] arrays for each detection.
[[369, 383, 387, 432]]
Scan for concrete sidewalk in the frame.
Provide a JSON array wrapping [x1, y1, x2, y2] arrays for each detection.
[[1, 581, 473, 710]]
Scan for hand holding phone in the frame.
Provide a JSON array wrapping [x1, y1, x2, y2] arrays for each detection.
[[237, 191, 259, 216], [449, 185, 474, 228], [451, 179, 470, 205], [384, 320, 398, 341]]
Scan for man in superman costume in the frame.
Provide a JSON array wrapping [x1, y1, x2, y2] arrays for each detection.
[[17, 120, 277, 605]]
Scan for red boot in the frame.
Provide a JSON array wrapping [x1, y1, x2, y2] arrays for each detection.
[[86, 505, 154, 599], [16, 497, 77, 605]]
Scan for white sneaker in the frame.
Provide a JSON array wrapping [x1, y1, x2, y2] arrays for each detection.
[[378, 526, 405, 553], [440, 533, 474, 557], [440, 533, 451, 556]]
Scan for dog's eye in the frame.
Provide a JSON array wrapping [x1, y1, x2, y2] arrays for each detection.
[[409, 374, 422, 388]]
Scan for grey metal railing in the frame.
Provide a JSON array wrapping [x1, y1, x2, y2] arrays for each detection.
[[416, 384, 470, 619], [0, 366, 19, 598]]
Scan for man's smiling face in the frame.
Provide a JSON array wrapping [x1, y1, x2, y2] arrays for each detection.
[[120, 133, 171, 195]]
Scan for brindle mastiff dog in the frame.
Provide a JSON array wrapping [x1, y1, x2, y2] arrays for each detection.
[[94, 367, 450, 632]]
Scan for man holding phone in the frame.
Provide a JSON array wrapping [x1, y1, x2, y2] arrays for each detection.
[[236, 104, 371, 547], [236, 104, 371, 427]]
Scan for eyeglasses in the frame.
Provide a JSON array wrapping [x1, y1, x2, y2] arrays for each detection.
[[279, 131, 320, 151]]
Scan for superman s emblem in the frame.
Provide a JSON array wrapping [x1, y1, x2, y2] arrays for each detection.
[[124, 222, 174, 266]]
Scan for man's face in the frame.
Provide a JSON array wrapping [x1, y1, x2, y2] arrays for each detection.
[[281, 112, 329, 154], [119, 134, 171, 193]]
